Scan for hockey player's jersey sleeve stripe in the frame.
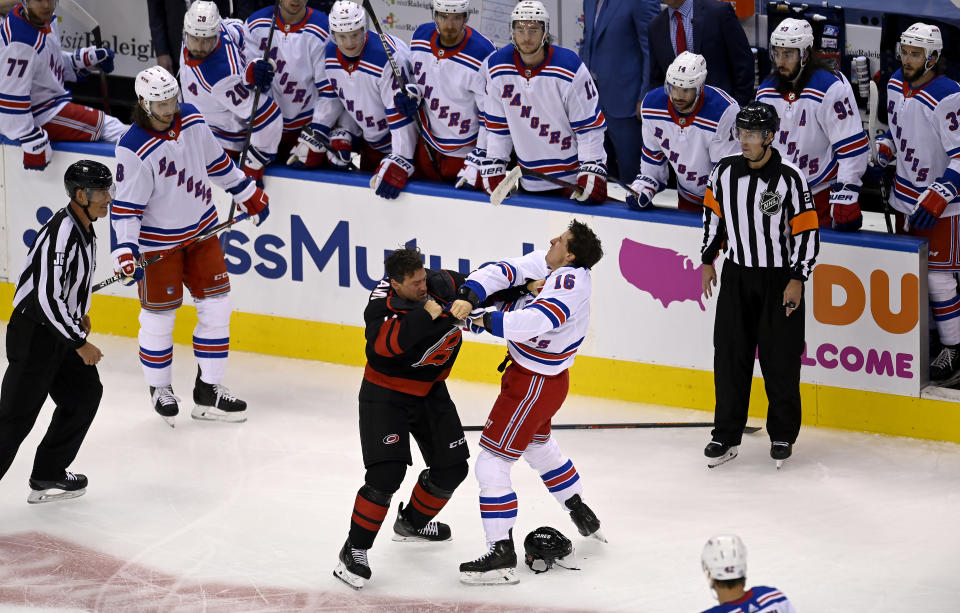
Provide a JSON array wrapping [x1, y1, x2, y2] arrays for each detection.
[[570, 109, 606, 134], [110, 200, 146, 219], [481, 111, 509, 135], [252, 99, 281, 130], [374, 318, 402, 357], [833, 131, 869, 158], [205, 151, 233, 177]]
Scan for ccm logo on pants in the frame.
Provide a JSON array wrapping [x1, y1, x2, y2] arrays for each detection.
[[449, 437, 466, 449]]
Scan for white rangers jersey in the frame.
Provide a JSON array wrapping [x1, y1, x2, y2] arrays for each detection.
[[180, 33, 282, 155], [884, 69, 960, 217], [244, 7, 329, 137], [640, 85, 740, 202], [483, 44, 606, 191], [111, 104, 251, 255], [315, 33, 416, 158], [409, 23, 495, 157], [757, 69, 869, 193], [463, 250, 591, 376], [0, 6, 80, 139], [699, 585, 797, 613]]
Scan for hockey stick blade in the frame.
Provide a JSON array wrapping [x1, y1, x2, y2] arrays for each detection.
[[463, 423, 762, 433], [490, 166, 522, 205]]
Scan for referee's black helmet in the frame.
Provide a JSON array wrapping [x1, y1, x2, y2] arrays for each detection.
[[735, 101, 779, 135], [64, 160, 113, 201]]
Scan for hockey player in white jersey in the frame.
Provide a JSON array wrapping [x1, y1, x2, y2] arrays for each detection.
[[875, 23, 960, 384], [699, 535, 798, 613], [0, 0, 126, 171], [309, 1, 418, 200], [757, 18, 869, 231], [449, 220, 606, 585], [628, 52, 739, 212], [480, 1, 607, 203], [181, 1, 281, 188], [111, 66, 270, 427], [245, 0, 330, 162], [392, 0, 495, 184]]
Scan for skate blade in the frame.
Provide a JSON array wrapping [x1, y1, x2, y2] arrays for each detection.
[[707, 447, 739, 468], [27, 487, 86, 504], [459, 568, 519, 585], [333, 563, 365, 590], [391, 532, 452, 543], [776, 459, 784, 470], [191, 405, 247, 423], [157, 414, 175, 428], [586, 528, 608, 543]]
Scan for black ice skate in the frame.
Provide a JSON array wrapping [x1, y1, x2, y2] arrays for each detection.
[[392, 502, 452, 542], [459, 531, 519, 585], [705, 440, 739, 468], [150, 385, 180, 428], [564, 494, 607, 542], [192, 368, 247, 423], [771, 441, 793, 470], [333, 539, 371, 590], [27, 471, 87, 504], [930, 344, 960, 385]]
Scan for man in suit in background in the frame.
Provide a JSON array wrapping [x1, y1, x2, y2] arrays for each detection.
[[648, 0, 755, 106], [581, 0, 660, 183]]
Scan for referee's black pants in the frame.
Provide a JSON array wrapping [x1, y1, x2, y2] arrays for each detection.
[[712, 262, 804, 446], [0, 311, 102, 482]]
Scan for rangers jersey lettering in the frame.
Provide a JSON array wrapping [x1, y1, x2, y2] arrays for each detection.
[[0, 5, 79, 139], [640, 85, 740, 202], [757, 69, 869, 193], [180, 32, 282, 155], [463, 250, 591, 376], [244, 7, 329, 136], [315, 32, 416, 158], [700, 585, 797, 613], [410, 23, 495, 157], [483, 44, 606, 191], [111, 104, 252, 254], [883, 69, 960, 217]]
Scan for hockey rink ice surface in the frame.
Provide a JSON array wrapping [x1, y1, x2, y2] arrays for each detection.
[[0, 326, 959, 612]]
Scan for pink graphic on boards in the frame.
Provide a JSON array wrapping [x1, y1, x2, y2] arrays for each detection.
[[619, 238, 705, 310]]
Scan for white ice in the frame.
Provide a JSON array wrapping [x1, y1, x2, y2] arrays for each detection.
[[1, 324, 959, 612]]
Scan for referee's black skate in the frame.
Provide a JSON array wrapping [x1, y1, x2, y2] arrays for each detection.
[[771, 441, 793, 470], [459, 531, 519, 585], [333, 539, 371, 590], [149, 385, 179, 428], [192, 367, 247, 423], [27, 471, 87, 504], [564, 494, 607, 542], [705, 440, 739, 468], [392, 502, 452, 542]]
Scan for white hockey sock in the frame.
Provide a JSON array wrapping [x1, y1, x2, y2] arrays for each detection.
[[475, 449, 517, 544], [929, 272, 960, 345], [523, 437, 583, 509], [138, 309, 176, 387], [194, 294, 232, 384]]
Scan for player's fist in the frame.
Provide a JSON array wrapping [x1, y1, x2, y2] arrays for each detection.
[[21, 127, 51, 171], [370, 154, 414, 199], [573, 161, 607, 204], [393, 84, 421, 119], [455, 148, 486, 190], [326, 127, 353, 169], [910, 181, 957, 231], [286, 124, 327, 169], [111, 246, 143, 286], [75, 46, 115, 74], [875, 134, 895, 167], [241, 146, 272, 188], [829, 183, 862, 232], [626, 175, 658, 211], [240, 187, 270, 226], [245, 58, 276, 91], [479, 158, 508, 194]]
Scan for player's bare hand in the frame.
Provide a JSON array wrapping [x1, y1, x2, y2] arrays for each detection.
[[701, 264, 717, 299], [424, 299, 443, 319], [76, 341, 103, 366], [527, 279, 545, 295], [449, 299, 473, 319], [783, 279, 803, 316], [81, 315, 91, 334]]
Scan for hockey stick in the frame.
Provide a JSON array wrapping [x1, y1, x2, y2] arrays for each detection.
[[360, 0, 439, 174], [93, 213, 249, 292], [491, 165, 632, 206], [463, 423, 763, 433], [59, 0, 111, 115], [867, 79, 895, 234]]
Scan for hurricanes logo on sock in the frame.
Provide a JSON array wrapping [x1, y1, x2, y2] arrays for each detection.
[[383, 434, 399, 444]]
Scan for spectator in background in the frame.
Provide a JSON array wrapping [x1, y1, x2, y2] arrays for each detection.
[[648, 0, 755, 106], [234, 0, 334, 20], [147, 0, 233, 75], [580, 0, 660, 183]]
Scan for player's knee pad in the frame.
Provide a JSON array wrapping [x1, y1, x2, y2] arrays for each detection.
[[364, 461, 407, 495], [194, 294, 232, 333], [425, 462, 468, 494], [929, 271, 959, 301], [475, 449, 514, 490], [523, 436, 565, 473], [138, 309, 176, 340]]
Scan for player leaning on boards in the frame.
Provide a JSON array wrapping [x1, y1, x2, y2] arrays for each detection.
[[450, 220, 606, 585], [180, 1, 281, 188], [111, 66, 270, 427], [476, 1, 608, 203], [874, 23, 960, 386], [757, 18, 869, 232], [699, 535, 798, 613], [0, 161, 110, 504], [0, 0, 126, 171], [627, 51, 740, 212], [334, 248, 471, 590], [701, 102, 819, 470]]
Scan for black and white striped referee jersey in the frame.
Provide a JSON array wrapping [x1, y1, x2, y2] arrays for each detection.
[[12, 206, 96, 347], [701, 147, 820, 280]]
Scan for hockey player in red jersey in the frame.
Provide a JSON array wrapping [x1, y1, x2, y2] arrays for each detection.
[[0, 0, 127, 171], [699, 535, 798, 613]]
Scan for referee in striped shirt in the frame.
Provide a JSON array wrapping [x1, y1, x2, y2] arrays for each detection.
[[0, 160, 112, 504], [699, 102, 820, 469]]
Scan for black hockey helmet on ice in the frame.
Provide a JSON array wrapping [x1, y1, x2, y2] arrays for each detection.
[[523, 526, 573, 573], [735, 102, 779, 136]]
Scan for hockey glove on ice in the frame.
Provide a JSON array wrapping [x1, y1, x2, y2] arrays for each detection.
[[875, 134, 895, 168], [371, 154, 414, 199], [573, 161, 607, 204], [241, 146, 273, 188], [910, 182, 957, 231], [479, 158, 508, 194], [111, 246, 143, 286], [392, 84, 421, 119], [626, 175, 658, 211], [829, 183, 863, 232], [244, 58, 276, 92], [326, 127, 354, 169], [455, 148, 486, 190], [286, 124, 327, 169], [21, 127, 51, 171]]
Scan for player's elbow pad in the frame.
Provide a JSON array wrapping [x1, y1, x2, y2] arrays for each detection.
[[456, 284, 480, 307]]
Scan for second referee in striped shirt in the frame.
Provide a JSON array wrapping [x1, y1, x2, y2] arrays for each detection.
[[699, 102, 820, 470]]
